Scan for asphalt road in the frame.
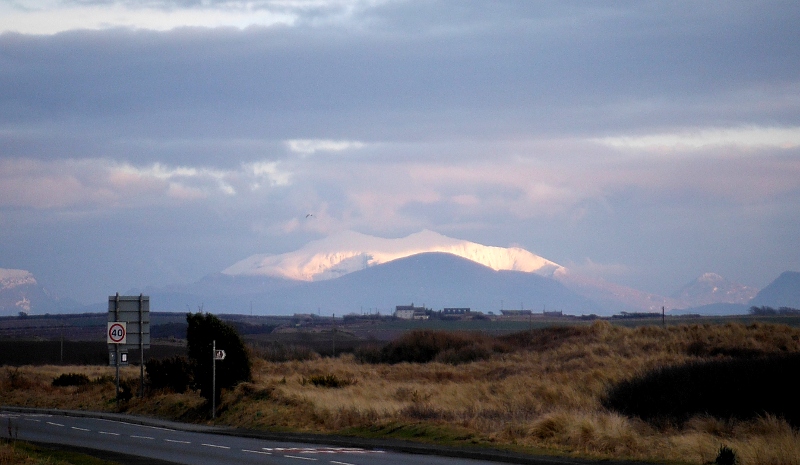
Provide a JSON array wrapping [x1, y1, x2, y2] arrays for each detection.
[[1, 408, 650, 465]]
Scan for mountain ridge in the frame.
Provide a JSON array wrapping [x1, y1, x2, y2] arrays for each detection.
[[223, 229, 563, 281]]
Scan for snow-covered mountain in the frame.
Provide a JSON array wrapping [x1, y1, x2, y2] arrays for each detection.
[[219, 230, 760, 314], [223, 230, 564, 281], [0, 268, 48, 315], [671, 272, 757, 308]]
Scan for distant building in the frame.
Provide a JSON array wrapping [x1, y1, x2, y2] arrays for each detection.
[[395, 304, 428, 320], [443, 307, 470, 315], [543, 310, 563, 317], [500, 309, 532, 316]]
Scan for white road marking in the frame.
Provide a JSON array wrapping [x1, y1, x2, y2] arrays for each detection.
[[285, 455, 317, 461], [97, 418, 175, 432], [201, 443, 230, 449], [71, 427, 90, 431], [24, 419, 41, 422], [46, 421, 64, 427], [331, 461, 356, 465], [130, 435, 154, 439], [264, 447, 381, 455], [99, 431, 120, 436], [243, 449, 272, 455], [164, 439, 191, 444]]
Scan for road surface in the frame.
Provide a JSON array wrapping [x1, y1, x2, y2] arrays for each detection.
[[1, 408, 645, 465]]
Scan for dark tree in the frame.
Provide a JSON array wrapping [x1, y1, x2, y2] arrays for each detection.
[[186, 312, 251, 403]]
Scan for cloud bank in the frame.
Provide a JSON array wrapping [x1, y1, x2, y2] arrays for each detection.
[[1, 1, 799, 305]]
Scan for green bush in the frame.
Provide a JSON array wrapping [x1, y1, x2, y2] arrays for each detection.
[[52, 373, 90, 387], [186, 312, 252, 404]]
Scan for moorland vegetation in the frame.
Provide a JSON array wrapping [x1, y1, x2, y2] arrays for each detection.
[[2, 321, 800, 465]]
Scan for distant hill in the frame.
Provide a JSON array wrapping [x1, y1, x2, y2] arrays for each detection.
[[669, 303, 750, 316], [0, 268, 73, 316], [223, 229, 563, 281], [145, 252, 605, 315], [749, 271, 800, 308], [671, 272, 757, 307]]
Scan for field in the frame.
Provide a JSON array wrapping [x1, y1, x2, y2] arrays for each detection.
[[3, 320, 800, 465]]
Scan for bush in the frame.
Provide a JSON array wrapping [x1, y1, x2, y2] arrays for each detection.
[[715, 445, 737, 465], [52, 373, 90, 387], [301, 374, 353, 388], [357, 330, 495, 365], [186, 312, 252, 403], [146, 356, 192, 393], [256, 342, 318, 362], [118, 379, 135, 402], [603, 352, 800, 426]]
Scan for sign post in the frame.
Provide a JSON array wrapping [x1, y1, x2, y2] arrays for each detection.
[[108, 293, 150, 404], [212, 340, 216, 419], [212, 342, 225, 419]]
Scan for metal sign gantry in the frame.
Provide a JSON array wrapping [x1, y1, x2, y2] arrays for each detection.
[[108, 293, 150, 403]]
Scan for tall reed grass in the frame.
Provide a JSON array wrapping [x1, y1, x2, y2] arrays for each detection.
[[2, 321, 799, 464]]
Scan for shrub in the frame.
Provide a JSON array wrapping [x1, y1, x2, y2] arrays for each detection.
[[604, 352, 800, 426], [256, 342, 318, 362], [301, 374, 354, 388], [186, 312, 252, 403], [146, 356, 192, 393], [358, 330, 494, 364], [715, 445, 737, 465], [118, 378, 135, 402], [52, 373, 90, 387]]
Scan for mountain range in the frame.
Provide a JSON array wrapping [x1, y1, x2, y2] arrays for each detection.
[[2, 231, 798, 316], [0, 268, 70, 316]]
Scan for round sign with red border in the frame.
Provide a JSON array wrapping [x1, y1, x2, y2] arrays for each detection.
[[108, 322, 126, 344]]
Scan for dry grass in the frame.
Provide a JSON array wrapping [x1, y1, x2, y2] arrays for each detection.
[[3, 321, 800, 464], [0, 442, 44, 465]]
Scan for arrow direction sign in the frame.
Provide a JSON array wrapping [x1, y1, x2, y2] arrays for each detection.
[[214, 349, 226, 361]]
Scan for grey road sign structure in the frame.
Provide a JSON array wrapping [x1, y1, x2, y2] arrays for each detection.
[[108, 294, 150, 401], [107, 295, 150, 350]]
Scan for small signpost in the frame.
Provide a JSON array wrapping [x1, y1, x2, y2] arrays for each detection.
[[212, 340, 224, 419]]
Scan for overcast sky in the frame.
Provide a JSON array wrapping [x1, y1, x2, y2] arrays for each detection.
[[1, 0, 799, 305]]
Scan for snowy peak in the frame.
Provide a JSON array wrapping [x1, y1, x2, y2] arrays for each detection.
[[671, 272, 757, 307], [0, 268, 37, 289], [0, 268, 39, 315], [223, 230, 563, 281]]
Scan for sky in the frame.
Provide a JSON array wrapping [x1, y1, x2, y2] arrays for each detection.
[[1, 0, 800, 306]]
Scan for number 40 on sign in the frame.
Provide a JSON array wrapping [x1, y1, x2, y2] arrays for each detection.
[[107, 322, 127, 344]]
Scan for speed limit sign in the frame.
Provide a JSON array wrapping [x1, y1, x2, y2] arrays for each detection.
[[107, 322, 127, 344]]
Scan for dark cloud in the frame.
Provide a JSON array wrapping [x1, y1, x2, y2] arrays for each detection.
[[1, 1, 799, 303]]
